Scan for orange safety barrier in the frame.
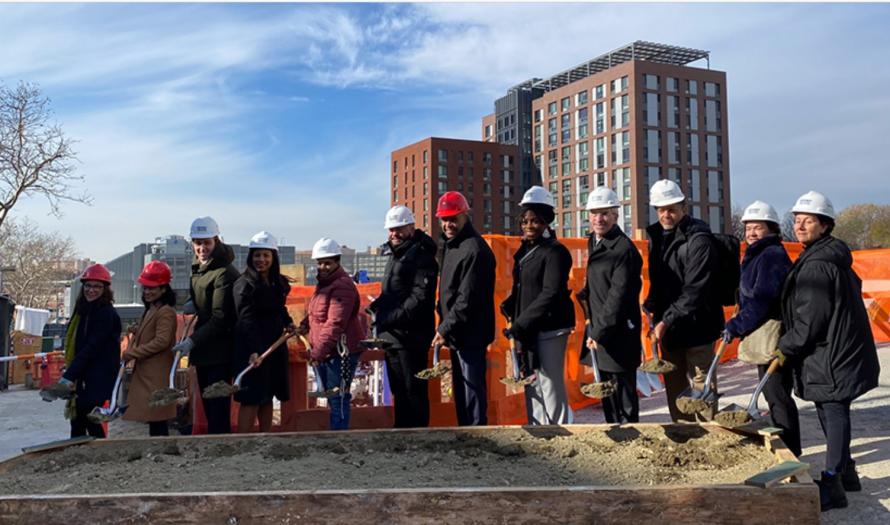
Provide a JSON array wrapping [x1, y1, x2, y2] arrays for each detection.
[[186, 239, 889, 433]]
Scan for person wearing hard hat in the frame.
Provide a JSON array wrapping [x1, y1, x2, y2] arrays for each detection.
[[500, 186, 575, 425], [120, 261, 178, 436], [433, 191, 496, 426], [578, 186, 643, 424], [41, 264, 122, 438], [173, 217, 240, 434], [722, 201, 799, 456], [233, 231, 296, 433], [368, 206, 438, 428], [299, 237, 365, 430], [777, 191, 880, 511], [644, 179, 725, 422]]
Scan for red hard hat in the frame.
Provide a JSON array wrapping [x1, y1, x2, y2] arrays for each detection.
[[138, 260, 172, 287], [80, 263, 112, 284], [436, 191, 470, 218]]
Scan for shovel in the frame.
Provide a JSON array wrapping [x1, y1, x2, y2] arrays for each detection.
[[676, 339, 728, 415], [202, 331, 294, 399], [638, 312, 676, 374], [573, 291, 616, 399], [301, 334, 340, 398], [714, 357, 780, 428], [149, 315, 196, 408], [360, 309, 393, 350], [87, 360, 128, 424], [415, 343, 451, 379], [499, 320, 536, 387]]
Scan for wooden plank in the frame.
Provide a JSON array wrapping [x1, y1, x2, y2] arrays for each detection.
[[21, 436, 94, 454], [0, 484, 820, 524], [745, 461, 810, 488], [757, 426, 783, 437]]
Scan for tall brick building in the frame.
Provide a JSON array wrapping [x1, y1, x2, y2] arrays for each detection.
[[390, 138, 520, 237]]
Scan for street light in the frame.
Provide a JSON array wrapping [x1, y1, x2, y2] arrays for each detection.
[[0, 266, 16, 296]]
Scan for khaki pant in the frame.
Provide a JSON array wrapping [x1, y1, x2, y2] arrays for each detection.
[[662, 342, 717, 422]]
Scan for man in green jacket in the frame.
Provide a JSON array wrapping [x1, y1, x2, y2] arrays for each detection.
[[173, 216, 240, 434]]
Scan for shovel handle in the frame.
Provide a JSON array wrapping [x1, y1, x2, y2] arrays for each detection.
[[746, 358, 780, 414], [701, 339, 729, 395], [584, 321, 603, 384], [252, 332, 295, 368], [432, 343, 442, 366]]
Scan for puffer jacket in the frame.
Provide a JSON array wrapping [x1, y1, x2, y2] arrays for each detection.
[[301, 266, 364, 362], [725, 235, 791, 338], [579, 224, 643, 372], [778, 235, 880, 402], [437, 221, 496, 351], [644, 215, 724, 348], [62, 301, 122, 408], [189, 242, 240, 367], [233, 270, 293, 368], [371, 229, 439, 350], [500, 234, 575, 344]]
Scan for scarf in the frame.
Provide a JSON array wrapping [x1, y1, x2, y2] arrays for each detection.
[[63, 313, 81, 420]]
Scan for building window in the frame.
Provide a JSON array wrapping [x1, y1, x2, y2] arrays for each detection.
[[438, 165, 448, 179], [622, 204, 632, 233], [595, 137, 606, 169], [686, 97, 698, 130], [561, 146, 571, 176], [577, 107, 588, 139], [438, 149, 447, 162], [688, 134, 700, 165], [707, 170, 722, 203], [393, 160, 398, 173], [549, 181, 558, 194], [504, 216, 511, 231], [562, 192, 572, 209], [622, 132, 630, 164], [645, 130, 660, 163], [548, 117, 557, 146], [596, 172, 606, 187], [438, 181, 447, 193], [467, 151, 474, 162], [423, 150, 428, 164], [577, 141, 589, 172], [668, 131, 679, 165], [705, 82, 720, 97], [595, 84, 605, 100], [686, 79, 698, 95], [644, 93, 660, 127], [691, 169, 701, 201], [502, 170, 511, 184], [423, 182, 428, 195], [706, 135, 722, 167], [705, 100, 721, 132], [667, 77, 678, 92], [392, 175, 398, 188], [577, 90, 589, 105], [611, 75, 628, 94], [595, 102, 605, 134], [548, 101, 557, 115], [392, 190, 398, 202], [561, 96, 571, 111], [644, 74, 659, 90], [534, 109, 543, 123], [667, 96, 679, 129], [483, 152, 492, 166]]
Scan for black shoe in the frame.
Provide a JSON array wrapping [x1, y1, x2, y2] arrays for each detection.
[[817, 471, 848, 512], [842, 460, 862, 492]]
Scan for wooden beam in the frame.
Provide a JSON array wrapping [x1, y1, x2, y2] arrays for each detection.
[[745, 461, 811, 489]]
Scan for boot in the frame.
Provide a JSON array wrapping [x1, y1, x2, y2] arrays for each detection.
[[842, 460, 862, 492], [816, 471, 848, 512]]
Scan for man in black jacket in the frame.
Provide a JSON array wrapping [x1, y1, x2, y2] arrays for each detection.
[[644, 180, 724, 422], [580, 187, 643, 423], [370, 205, 439, 428], [432, 191, 496, 426]]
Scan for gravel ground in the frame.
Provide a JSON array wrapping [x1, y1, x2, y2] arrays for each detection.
[[1, 345, 887, 522]]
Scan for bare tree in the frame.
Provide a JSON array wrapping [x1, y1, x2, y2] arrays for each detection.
[[780, 211, 796, 242], [0, 81, 90, 229], [729, 204, 745, 240], [0, 217, 77, 309]]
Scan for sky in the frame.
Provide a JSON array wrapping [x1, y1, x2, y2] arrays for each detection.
[[2, 2, 889, 262]]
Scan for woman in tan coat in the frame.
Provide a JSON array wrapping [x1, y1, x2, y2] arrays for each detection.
[[121, 261, 178, 436]]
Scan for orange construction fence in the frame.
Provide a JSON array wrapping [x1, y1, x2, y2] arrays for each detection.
[[187, 238, 890, 433]]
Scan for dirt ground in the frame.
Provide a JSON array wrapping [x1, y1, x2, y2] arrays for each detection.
[[0, 425, 774, 495]]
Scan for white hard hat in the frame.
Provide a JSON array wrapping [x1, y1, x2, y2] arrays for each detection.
[[585, 186, 621, 210], [190, 216, 220, 239], [791, 190, 836, 220], [649, 179, 686, 207], [384, 205, 415, 229], [741, 200, 780, 225], [249, 231, 278, 251], [519, 185, 554, 207], [312, 237, 342, 259]]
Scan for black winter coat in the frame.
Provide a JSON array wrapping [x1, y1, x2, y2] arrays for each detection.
[[233, 271, 293, 404], [63, 301, 122, 408], [725, 235, 791, 338], [437, 222, 496, 351], [579, 225, 643, 372], [189, 242, 240, 368], [645, 215, 724, 348], [778, 235, 880, 402], [372, 229, 439, 350], [500, 235, 575, 344]]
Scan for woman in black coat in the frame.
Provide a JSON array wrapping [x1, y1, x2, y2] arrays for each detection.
[[51, 264, 122, 438], [500, 186, 575, 425], [723, 201, 799, 456], [779, 191, 880, 512], [233, 232, 295, 433]]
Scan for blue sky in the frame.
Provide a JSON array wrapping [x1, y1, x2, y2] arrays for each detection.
[[2, 2, 889, 261]]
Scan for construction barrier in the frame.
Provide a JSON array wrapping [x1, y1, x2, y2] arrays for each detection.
[[186, 238, 890, 433]]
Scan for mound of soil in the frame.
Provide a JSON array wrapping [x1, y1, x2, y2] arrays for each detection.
[[0, 425, 775, 495]]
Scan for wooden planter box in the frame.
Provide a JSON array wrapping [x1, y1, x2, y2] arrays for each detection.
[[0, 424, 818, 524]]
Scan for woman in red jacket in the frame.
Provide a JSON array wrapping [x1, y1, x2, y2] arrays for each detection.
[[298, 238, 364, 430]]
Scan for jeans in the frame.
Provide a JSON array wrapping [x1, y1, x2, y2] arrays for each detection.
[[320, 353, 360, 431]]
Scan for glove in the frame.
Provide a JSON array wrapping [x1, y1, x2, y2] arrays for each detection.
[[59, 377, 74, 388], [721, 330, 733, 344], [182, 300, 197, 315], [172, 337, 194, 356], [772, 350, 787, 367]]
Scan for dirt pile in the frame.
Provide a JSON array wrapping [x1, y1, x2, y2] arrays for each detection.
[[0, 425, 775, 495]]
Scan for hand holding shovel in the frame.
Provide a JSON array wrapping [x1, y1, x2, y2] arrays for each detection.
[[360, 295, 392, 350], [677, 337, 729, 415], [203, 331, 295, 399], [87, 360, 129, 424], [149, 314, 196, 408], [574, 291, 616, 398], [498, 321, 536, 387], [639, 311, 676, 374], [302, 334, 341, 398], [416, 342, 451, 379], [714, 356, 782, 428]]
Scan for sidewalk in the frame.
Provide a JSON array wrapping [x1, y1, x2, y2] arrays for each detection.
[[1, 346, 887, 523]]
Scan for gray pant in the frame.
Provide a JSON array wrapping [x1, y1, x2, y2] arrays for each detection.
[[524, 329, 572, 425], [662, 342, 717, 422]]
